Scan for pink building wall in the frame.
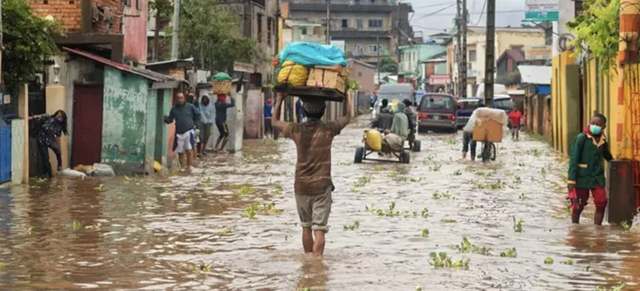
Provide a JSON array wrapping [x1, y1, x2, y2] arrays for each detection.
[[123, 0, 148, 64]]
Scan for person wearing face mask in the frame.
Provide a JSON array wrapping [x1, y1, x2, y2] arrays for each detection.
[[29, 110, 68, 178], [567, 113, 613, 225]]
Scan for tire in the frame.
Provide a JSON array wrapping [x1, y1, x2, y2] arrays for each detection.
[[401, 150, 411, 164], [354, 147, 364, 164], [413, 140, 421, 152], [481, 142, 490, 163]]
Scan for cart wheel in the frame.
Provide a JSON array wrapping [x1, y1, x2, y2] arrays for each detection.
[[401, 150, 411, 164], [490, 143, 497, 161], [355, 147, 364, 164], [413, 140, 422, 152]]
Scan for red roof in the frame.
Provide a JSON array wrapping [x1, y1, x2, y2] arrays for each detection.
[[497, 49, 525, 63]]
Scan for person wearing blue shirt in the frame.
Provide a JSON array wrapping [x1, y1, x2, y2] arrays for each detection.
[[198, 95, 214, 156], [264, 98, 274, 138]]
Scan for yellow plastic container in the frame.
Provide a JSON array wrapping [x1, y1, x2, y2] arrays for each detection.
[[153, 161, 163, 172], [365, 129, 382, 151]]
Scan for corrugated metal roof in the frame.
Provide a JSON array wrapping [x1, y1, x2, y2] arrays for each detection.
[[63, 47, 188, 84], [518, 65, 552, 85]]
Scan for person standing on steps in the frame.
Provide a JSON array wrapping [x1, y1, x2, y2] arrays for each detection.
[[272, 96, 351, 257], [165, 92, 201, 170], [567, 113, 613, 225], [30, 110, 68, 178], [214, 94, 235, 153]]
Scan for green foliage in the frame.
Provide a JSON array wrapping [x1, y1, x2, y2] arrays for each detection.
[[379, 57, 398, 74], [544, 257, 554, 265], [150, 0, 173, 18], [454, 237, 490, 255], [343, 221, 360, 231], [428, 252, 470, 269], [500, 248, 517, 258], [178, 0, 264, 71], [566, 0, 620, 70], [2, 0, 62, 94]]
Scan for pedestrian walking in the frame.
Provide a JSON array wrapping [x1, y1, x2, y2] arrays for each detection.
[[272, 96, 351, 257], [165, 92, 201, 170], [198, 95, 214, 156], [403, 99, 417, 150], [508, 107, 523, 141], [264, 98, 274, 138], [214, 94, 235, 153], [567, 113, 613, 225], [29, 110, 68, 178]]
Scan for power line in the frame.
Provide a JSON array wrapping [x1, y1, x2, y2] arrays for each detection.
[[474, 0, 487, 26], [413, 3, 457, 22], [413, 1, 456, 9], [414, 9, 524, 18]]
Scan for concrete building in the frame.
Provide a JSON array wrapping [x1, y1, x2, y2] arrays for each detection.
[[283, 0, 415, 66], [398, 44, 447, 90], [450, 26, 546, 97]]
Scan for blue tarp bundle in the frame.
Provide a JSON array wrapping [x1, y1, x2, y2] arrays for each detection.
[[277, 42, 347, 69]]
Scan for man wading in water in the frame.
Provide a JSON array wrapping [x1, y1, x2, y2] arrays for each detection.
[[165, 92, 201, 170], [272, 95, 351, 257]]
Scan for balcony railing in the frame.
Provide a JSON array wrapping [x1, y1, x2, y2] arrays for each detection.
[[288, 0, 392, 5], [330, 29, 391, 38], [289, 0, 397, 12]]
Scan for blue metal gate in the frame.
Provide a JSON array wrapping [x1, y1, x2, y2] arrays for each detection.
[[0, 119, 11, 183]]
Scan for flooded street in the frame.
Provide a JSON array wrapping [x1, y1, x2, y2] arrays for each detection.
[[1, 117, 639, 291]]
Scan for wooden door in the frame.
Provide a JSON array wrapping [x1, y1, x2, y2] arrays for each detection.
[[71, 85, 104, 167]]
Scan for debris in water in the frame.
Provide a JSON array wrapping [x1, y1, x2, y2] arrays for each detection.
[[421, 228, 429, 238], [343, 221, 360, 231], [544, 257, 554, 265], [500, 248, 517, 258], [513, 217, 524, 233]]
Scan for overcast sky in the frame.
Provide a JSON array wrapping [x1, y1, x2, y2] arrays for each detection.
[[405, 0, 528, 38]]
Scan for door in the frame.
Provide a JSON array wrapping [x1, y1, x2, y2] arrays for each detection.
[[72, 85, 104, 167]]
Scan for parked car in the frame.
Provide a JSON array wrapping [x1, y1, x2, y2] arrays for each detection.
[[493, 95, 514, 113], [456, 97, 482, 128], [417, 93, 457, 133]]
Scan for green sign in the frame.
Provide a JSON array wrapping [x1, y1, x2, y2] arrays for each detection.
[[525, 11, 559, 22]]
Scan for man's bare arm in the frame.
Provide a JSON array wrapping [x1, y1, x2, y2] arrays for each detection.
[[272, 94, 289, 133], [335, 95, 352, 129]]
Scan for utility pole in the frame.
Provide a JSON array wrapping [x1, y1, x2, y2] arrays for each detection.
[[171, 0, 181, 60], [377, 36, 381, 88], [484, 0, 495, 107], [455, 0, 462, 98], [460, 0, 467, 98], [326, 0, 331, 44]]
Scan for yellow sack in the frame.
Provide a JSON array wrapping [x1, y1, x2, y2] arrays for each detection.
[[277, 61, 309, 87], [365, 129, 382, 151], [154, 161, 163, 172]]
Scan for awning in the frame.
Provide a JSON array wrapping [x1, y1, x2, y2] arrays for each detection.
[[428, 75, 450, 85]]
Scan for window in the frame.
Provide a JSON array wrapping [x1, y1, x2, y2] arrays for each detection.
[[267, 17, 273, 47], [136, 0, 140, 10], [301, 28, 307, 35], [368, 19, 383, 28], [342, 19, 348, 28], [257, 14, 263, 43], [356, 44, 364, 54], [368, 44, 381, 53], [357, 19, 363, 29], [469, 50, 476, 62]]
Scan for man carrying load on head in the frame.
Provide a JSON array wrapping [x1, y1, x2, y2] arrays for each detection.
[[214, 94, 235, 153], [272, 96, 351, 258]]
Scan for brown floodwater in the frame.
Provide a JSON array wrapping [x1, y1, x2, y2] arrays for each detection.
[[0, 117, 639, 291]]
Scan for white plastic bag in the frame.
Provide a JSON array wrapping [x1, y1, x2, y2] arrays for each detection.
[[463, 108, 509, 132], [90, 163, 115, 177], [62, 169, 87, 179]]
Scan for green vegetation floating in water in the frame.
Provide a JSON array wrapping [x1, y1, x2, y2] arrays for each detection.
[[0, 263, 5, 271], [421, 207, 429, 218], [241, 202, 283, 219], [500, 248, 517, 258], [366, 203, 401, 217], [353, 176, 371, 187], [343, 221, 360, 231], [544, 257, 554, 265], [620, 220, 632, 231], [596, 283, 627, 291], [428, 252, 469, 269], [72, 220, 83, 231], [453, 237, 490, 255], [432, 191, 453, 200], [513, 217, 524, 233], [233, 185, 257, 196], [441, 218, 457, 223], [452, 169, 462, 176], [421, 228, 429, 238], [561, 259, 575, 265], [95, 184, 106, 192]]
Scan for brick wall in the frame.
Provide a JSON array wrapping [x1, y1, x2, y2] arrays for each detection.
[[30, 0, 121, 34], [31, 0, 82, 32]]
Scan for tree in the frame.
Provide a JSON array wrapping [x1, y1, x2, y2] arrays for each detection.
[[379, 57, 398, 74], [178, 0, 264, 72], [566, 0, 620, 70], [2, 0, 62, 94], [149, 0, 173, 61]]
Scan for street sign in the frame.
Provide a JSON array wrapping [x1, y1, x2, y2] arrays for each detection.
[[525, 45, 552, 60], [233, 61, 256, 74], [525, 0, 559, 22]]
